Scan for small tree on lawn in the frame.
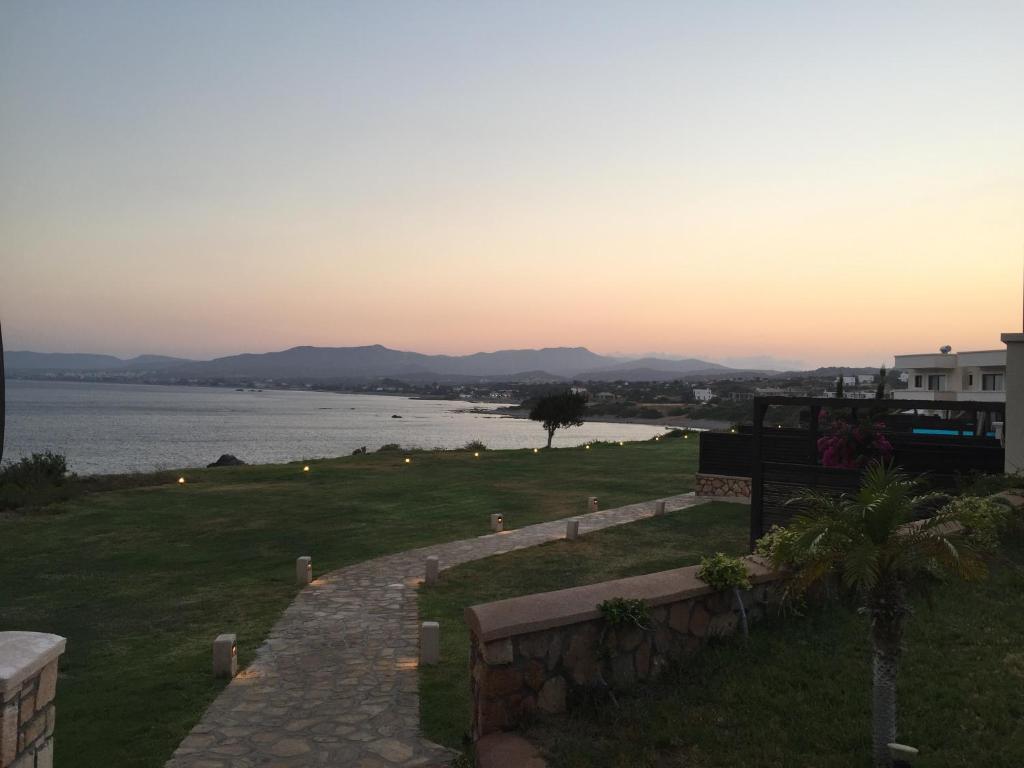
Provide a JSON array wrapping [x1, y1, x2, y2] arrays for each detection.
[[529, 390, 588, 448], [770, 462, 1006, 767]]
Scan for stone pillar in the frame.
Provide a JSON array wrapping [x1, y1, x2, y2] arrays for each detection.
[[1002, 333, 1024, 473], [0, 632, 66, 768], [565, 520, 579, 540], [490, 514, 504, 533], [654, 501, 666, 516]]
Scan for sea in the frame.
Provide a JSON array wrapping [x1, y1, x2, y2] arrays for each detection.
[[3, 379, 668, 475]]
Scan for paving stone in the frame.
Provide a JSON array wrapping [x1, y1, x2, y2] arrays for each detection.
[[165, 494, 701, 767]]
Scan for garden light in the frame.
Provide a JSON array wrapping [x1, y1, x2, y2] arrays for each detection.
[[533, 448, 539, 454], [303, 465, 310, 472], [178, 476, 186, 485], [585, 444, 591, 450], [474, 452, 480, 458], [404, 457, 411, 464], [296, 556, 312, 585], [490, 513, 504, 532]]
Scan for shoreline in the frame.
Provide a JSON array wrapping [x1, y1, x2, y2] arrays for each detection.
[[472, 406, 730, 431]]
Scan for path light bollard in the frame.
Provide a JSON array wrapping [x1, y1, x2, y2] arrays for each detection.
[[296, 556, 312, 585], [213, 633, 238, 679], [425, 555, 439, 586], [420, 622, 440, 665], [490, 513, 504, 533], [566, 520, 580, 540], [587, 496, 598, 513], [654, 501, 667, 517], [888, 744, 919, 768]]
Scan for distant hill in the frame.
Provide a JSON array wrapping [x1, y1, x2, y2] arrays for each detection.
[[171, 345, 625, 380], [4, 351, 192, 371]]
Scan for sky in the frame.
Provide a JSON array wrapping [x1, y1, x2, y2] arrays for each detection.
[[2, 1, 1023, 369]]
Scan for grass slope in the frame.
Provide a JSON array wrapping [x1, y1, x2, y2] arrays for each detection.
[[418, 502, 750, 750], [0, 438, 696, 767]]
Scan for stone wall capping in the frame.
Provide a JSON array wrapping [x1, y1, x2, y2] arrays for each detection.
[[466, 556, 781, 643], [0, 634, 66, 696]]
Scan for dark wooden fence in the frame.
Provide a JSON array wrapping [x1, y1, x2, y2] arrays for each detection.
[[741, 396, 1006, 547]]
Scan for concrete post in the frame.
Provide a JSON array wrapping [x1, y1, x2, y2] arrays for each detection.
[[296, 556, 312, 585], [212, 634, 238, 679], [654, 501, 667, 516], [490, 513, 504, 532], [1001, 333, 1024, 473], [425, 556, 439, 585], [587, 496, 598, 513], [565, 520, 579, 540], [420, 622, 440, 665]]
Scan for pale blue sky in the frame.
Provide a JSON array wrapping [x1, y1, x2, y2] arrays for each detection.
[[2, 1, 1022, 366]]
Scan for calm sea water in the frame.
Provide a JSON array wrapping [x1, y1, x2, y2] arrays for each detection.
[[3, 380, 667, 475]]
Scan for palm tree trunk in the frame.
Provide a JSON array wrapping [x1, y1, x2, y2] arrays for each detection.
[[546, 427, 554, 449], [732, 586, 749, 637], [869, 585, 906, 767]]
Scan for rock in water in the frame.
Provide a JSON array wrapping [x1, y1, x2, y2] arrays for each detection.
[[208, 454, 246, 467], [391, 414, 402, 419]]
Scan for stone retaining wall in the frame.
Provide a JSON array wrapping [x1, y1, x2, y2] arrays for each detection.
[[466, 557, 784, 739], [0, 633, 66, 768], [695, 472, 751, 498]]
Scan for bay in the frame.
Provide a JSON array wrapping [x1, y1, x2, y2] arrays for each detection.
[[2, 379, 668, 475]]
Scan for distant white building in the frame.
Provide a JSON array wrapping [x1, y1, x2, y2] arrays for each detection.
[[842, 376, 858, 387], [593, 391, 617, 402], [693, 388, 714, 402], [856, 374, 876, 385], [893, 348, 1006, 402]]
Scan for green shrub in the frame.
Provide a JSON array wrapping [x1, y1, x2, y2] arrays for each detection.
[[1, 451, 69, 486], [597, 597, 650, 629], [463, 440, 487, 451], [376, 443, 403, 452], [697, 552, 751, 591]]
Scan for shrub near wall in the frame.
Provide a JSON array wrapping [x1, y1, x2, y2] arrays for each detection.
[[466, 556, 785, 739]]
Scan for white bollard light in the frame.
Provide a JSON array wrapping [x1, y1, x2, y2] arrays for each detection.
[[566, 520, 580, 540], [420, 621, 440, 665], [212, 633, 238, 679], [490, 513, 504, 532], [425, 555, 439, 585], [654, 501, 667, 516], [587, 496, 598, 513], [296, 556, 312, 585]]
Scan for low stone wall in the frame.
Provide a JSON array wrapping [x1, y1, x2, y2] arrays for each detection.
[[1, 632, 66, 768], [466, 557, 784, 740], [695, 472, 751, 498]]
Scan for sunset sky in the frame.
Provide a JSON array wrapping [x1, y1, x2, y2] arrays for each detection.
[[2, 1, 1022, 369]]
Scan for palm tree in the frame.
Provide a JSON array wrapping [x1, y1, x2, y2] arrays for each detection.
[[772, 463, 998, 767]]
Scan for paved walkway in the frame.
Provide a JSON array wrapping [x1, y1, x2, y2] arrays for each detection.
[[166, 493, 706, 768]]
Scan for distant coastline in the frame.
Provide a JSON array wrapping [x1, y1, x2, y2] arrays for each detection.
[[475, 406, 730, 431]]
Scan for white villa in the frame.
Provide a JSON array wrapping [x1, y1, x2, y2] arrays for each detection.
[[693, 388, 714, 402], [893, 348, 1006, 402]]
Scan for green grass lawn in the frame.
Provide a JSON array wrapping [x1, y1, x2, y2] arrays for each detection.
[[419, 505, 1024, 767], [0, 438, 697, 768], [418, 501, 751, 750]]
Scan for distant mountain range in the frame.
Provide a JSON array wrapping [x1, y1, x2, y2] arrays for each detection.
[[4, 345, 736, 382], [4, 351, 194, 371]]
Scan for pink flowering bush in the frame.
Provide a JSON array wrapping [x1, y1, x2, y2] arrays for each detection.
[[817, 419, 894, 469]]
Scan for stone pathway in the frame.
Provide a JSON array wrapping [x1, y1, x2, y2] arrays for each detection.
[[166, 493, 706, 768]]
